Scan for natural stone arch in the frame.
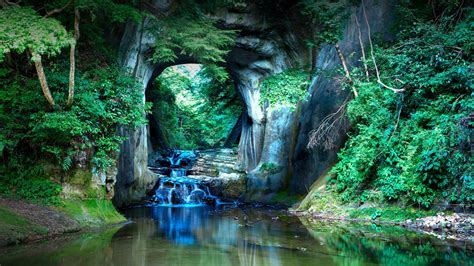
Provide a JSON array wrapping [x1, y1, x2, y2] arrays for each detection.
[[112, 0, 309, 206], [112, 0, 396, 206]]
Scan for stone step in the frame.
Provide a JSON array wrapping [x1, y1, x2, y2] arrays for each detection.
[[185, 148, 240, 177], [196, 156, 237, 161], [195, 159, 236, 164], [193, 161, 236, 168]]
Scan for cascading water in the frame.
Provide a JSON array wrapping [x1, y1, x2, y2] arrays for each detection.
[[150, 150, 218, 206], [170, 169, 187, 177], [151, 177, 217, 206]]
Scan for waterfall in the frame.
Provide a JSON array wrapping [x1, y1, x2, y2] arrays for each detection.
[[151, 177, 217, 206], [150, 149, 229, 206], [170, 169, 186, 177]]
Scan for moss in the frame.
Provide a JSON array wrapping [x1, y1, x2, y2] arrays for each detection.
[[0, 206, 48, 245], [65, 169, 92, 186], [348, 207, 437, 222], [260, 163, 280, 174], [59, 199, 126, 227], [269, 190, 303, 206], [84, 186, 106, 199], [299, 189, 437, 222]]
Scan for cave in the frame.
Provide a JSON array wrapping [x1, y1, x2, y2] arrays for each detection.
[[112, 0, 397, 207], [145, 63, 243, 153]]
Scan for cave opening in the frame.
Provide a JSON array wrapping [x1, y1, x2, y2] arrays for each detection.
[[145, 63, 244, 166]]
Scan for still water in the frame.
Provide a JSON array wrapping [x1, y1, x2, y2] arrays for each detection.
[[0, 205, 472, 265]]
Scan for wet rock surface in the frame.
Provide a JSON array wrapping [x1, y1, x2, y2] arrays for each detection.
[[148, 149, 246, 202], [188, 149, 246, 199], [403, 213, 474, 241]]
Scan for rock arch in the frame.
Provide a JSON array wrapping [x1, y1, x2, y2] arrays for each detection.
[[112, 0, 396, 206]]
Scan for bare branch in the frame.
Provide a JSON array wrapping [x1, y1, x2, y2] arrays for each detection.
[[362, 0, 405, 94], [354, 14, 369, 81], [335, 43, 358, 98], [44, 0, 74, 18], [307, 98, 350, 150]]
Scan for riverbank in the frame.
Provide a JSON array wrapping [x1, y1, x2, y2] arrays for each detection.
[[0, 197, 126, 247], [293, 190, 473, 242], [293, 209, 473, 241]]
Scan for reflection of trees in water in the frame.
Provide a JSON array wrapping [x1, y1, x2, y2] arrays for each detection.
[[2, 207, 471, 265], [299, 218, 473, 266]]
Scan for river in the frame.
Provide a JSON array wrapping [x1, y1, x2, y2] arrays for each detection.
[[0, 205, 472, 265]]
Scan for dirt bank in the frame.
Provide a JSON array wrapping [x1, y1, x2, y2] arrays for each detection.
[[0, 197, 125, 247]]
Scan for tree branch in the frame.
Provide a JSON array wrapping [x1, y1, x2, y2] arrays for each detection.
[[30, 50, 55, 107], [308, 98, 350, 150], [44, 0, 74, 18], [335, 43, 358, 98], [0, 0, 20, 7], [354, 14, 369, 81], [362, 0, 404, 94], [67, 8, 80, 107]]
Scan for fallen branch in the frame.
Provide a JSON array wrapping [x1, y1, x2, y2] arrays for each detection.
[[307, 98, 350, 150], [354, 14, 369, 81], [335, 43, 358, 98]]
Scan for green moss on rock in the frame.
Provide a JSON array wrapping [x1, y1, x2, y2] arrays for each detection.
[[66, 169, 93, 186], [59, 199, 126, 226]]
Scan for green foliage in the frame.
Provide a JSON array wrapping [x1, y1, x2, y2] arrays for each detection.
[[149, 2, 237, 82], [150, 17, 236, 64], [2, 65, 146, 169], [299, 0, 350, 45], [260, 69, 310, 108], [260, 163, 281, 174], [148, 64, 242, 149], [0, 1, 146, 204], [0, 65, 148, 201], [0, 164, 62, 206], [0, 7, 73, 61], [329, 7, 473, 208], [348, 207, 436, 222]]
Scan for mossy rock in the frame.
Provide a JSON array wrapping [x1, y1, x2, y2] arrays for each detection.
[[65, 169, 93, 186], [59, 199, 126, 226], [84, 186, 107, 199]]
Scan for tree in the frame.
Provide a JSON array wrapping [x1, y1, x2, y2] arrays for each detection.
[[0, 6, 73, 107]]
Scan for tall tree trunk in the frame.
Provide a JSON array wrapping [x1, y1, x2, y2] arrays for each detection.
[[67, 8, 80, 107], [31, 51, 55, 107]]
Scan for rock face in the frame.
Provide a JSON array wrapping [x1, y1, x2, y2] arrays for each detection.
[[114, 0, 307, 205], [114, 0, 397, 205], [189, 149, 246, 199], [244, 106, 299, 202], [291, 0, 396, 195]]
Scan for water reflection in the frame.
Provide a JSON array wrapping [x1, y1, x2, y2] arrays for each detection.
[[0, 206, 472, 266], [151, 206, 212, 245]]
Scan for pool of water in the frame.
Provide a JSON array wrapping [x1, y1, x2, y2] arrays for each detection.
[[0, 205, 472, 265]]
